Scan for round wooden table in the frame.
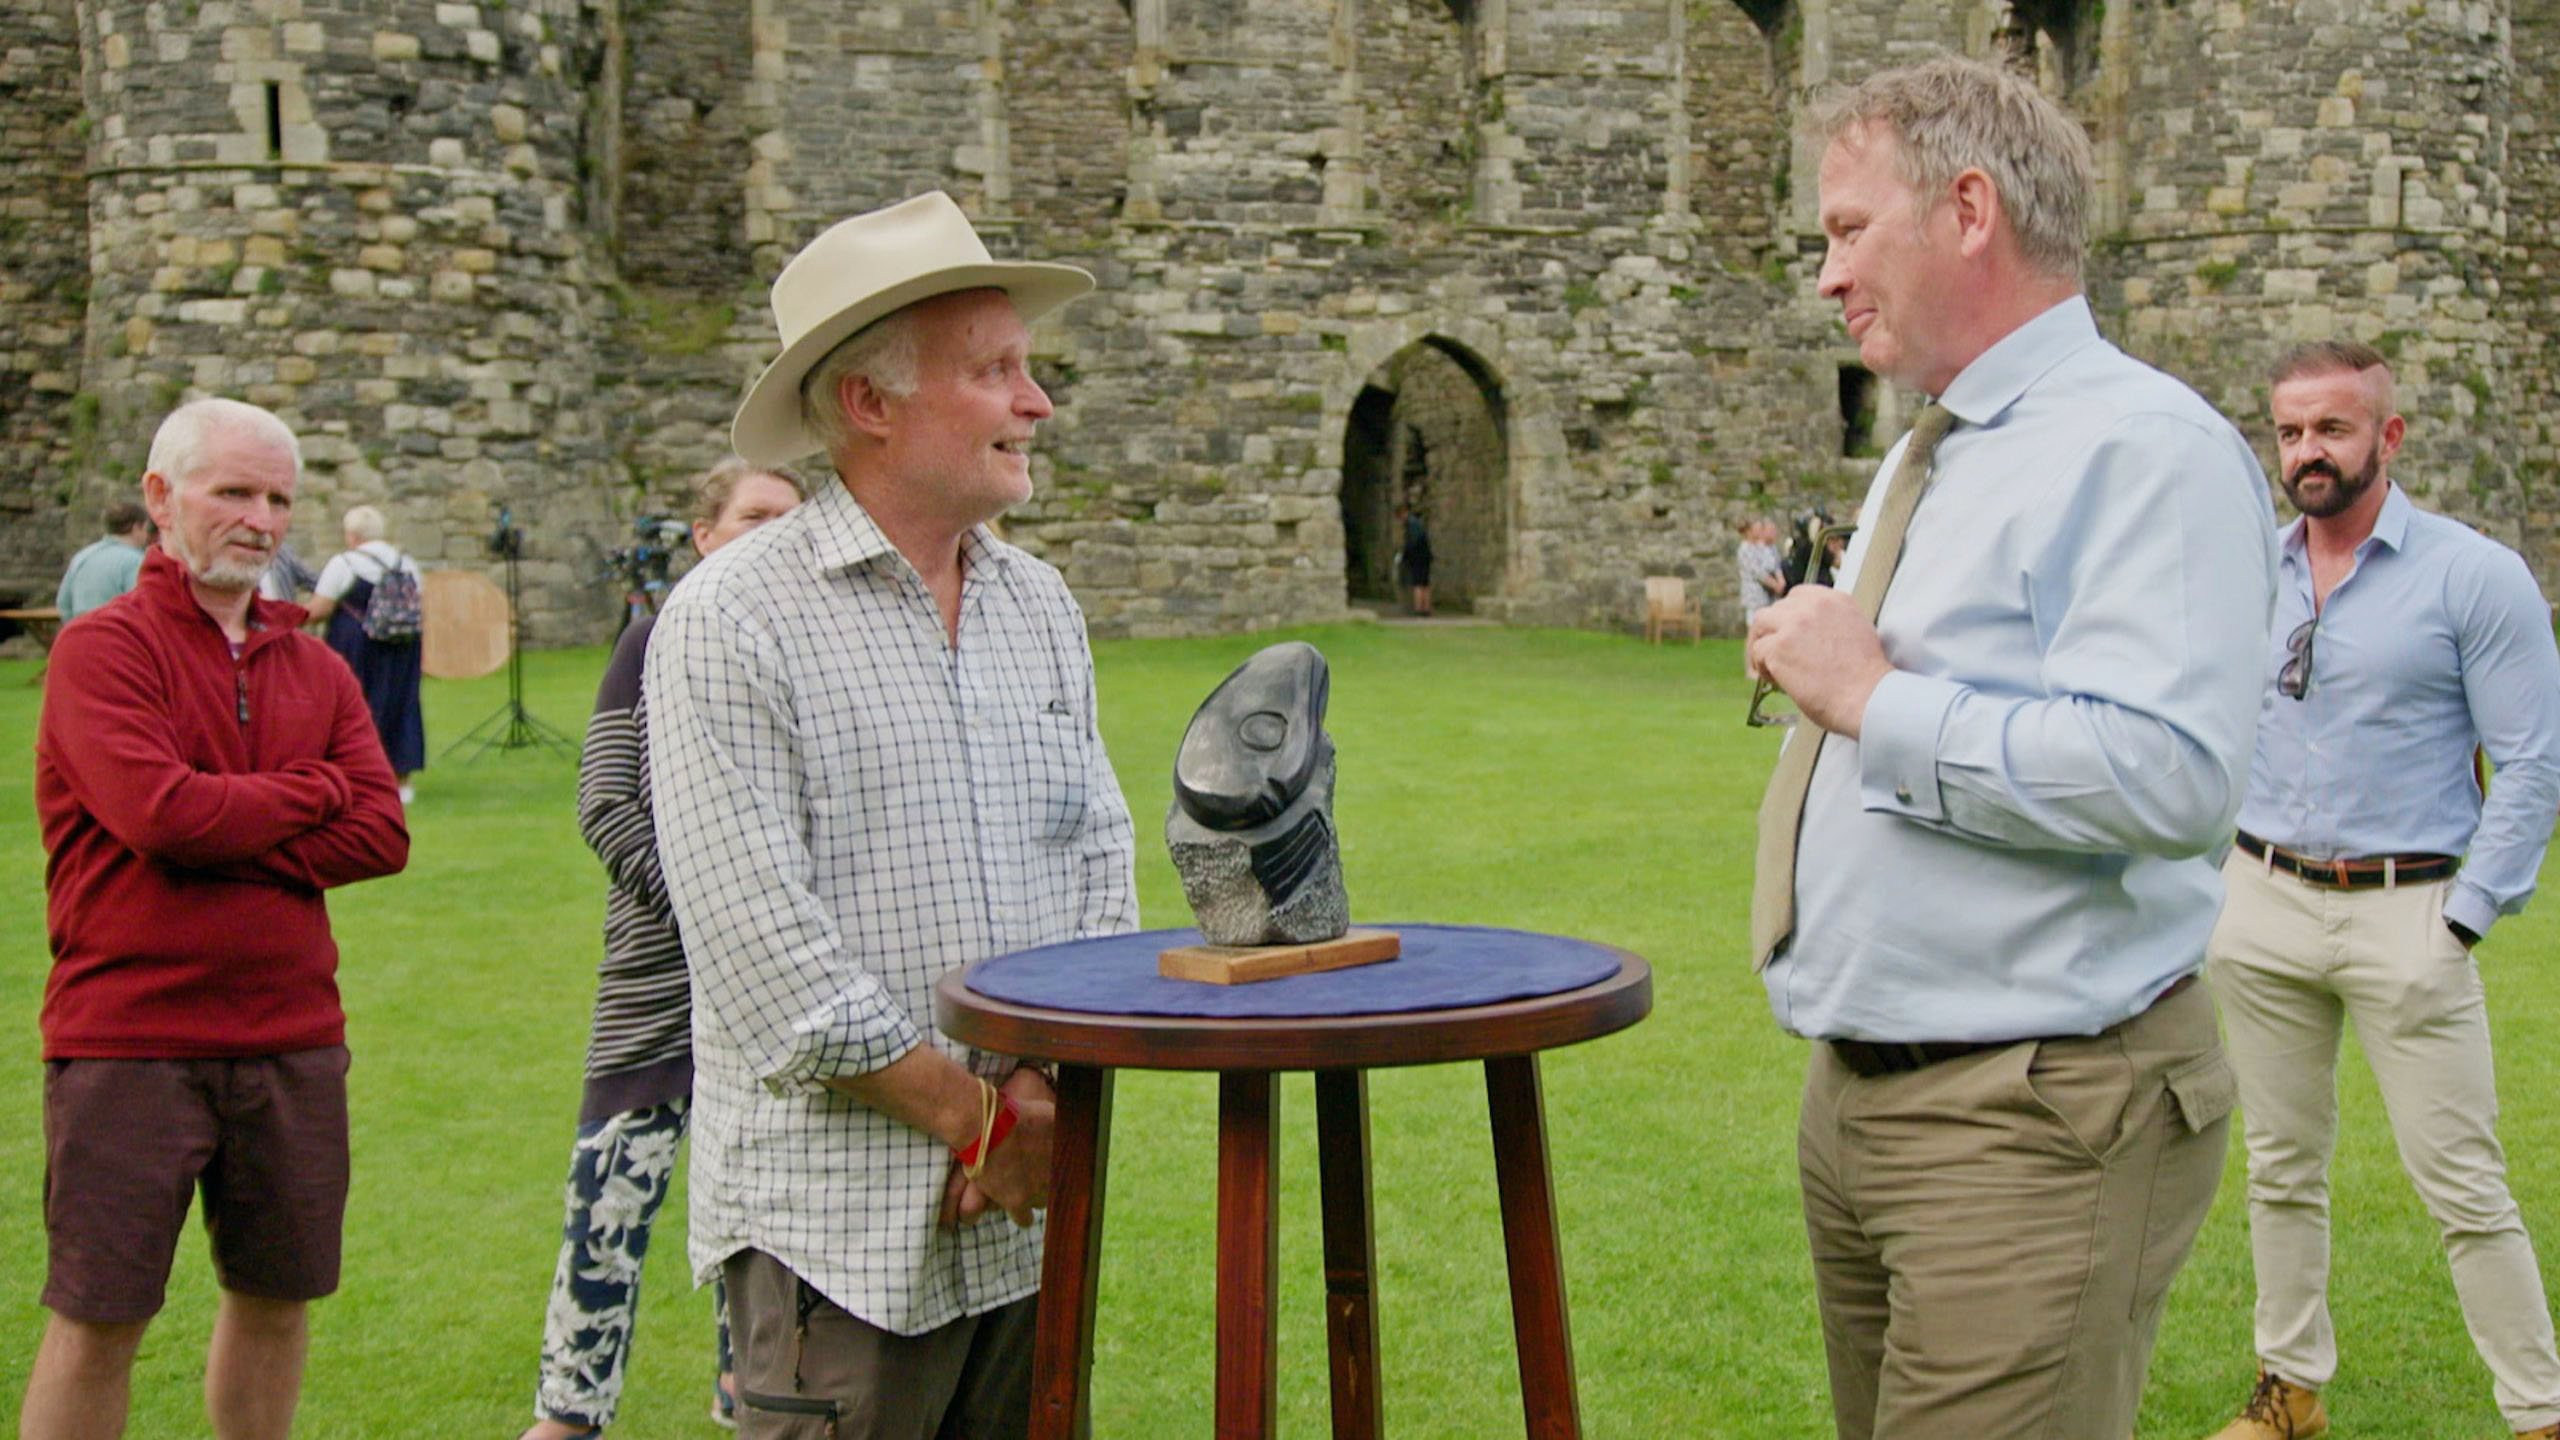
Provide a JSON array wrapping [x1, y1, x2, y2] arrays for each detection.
[[0, 606, 63, 685], [934, 925, 1651, 1440]]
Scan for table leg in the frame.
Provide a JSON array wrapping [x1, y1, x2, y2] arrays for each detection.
[[1217, 1070, 1279, 1439], [1315, 1069, 1382, 1440], [1486, 1054, 1580, 1440], [1031, 1064, 1114, 1440]]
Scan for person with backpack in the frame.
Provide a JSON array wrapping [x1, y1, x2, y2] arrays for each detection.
[[308, 505, 426, 803]]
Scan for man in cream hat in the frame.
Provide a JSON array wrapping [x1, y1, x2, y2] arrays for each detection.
[[648, 191, 1138, 1438]]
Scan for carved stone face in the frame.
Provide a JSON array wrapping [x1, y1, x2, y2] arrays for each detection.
[[1173, 640, 1331, 833], [1166, 641, 1349, 947]]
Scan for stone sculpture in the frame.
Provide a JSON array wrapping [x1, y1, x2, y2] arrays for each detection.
[[1166, 641, 1349, 946]]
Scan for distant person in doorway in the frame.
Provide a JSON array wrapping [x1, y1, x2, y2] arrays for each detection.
[[1396, 502, 1433, 616]]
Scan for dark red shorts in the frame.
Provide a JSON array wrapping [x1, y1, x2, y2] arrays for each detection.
[[41, 1047, 351, 1324]]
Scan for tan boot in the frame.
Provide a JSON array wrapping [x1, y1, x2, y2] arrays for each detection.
[[2204, 1370, 2328, 1440]]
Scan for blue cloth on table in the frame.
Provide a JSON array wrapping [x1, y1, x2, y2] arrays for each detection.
[[965, 923, 1621, 1019]]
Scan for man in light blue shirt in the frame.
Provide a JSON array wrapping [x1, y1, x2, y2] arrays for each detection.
[[54, 503, 151, 621], [1746, 56, 2277, 1440], [2200, 341, 2560, 1440]]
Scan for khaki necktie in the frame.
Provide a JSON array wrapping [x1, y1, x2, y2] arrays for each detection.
[[1748, 403, 1956, 969]]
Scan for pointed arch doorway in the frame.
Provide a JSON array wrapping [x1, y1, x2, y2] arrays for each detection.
[[1337, 336, 1509, 613]]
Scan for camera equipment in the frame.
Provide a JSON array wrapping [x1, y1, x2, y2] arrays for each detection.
[[1780, 506, 1850, 589], [446, 499, 576, 761], [488, 505, 523, 561], [598, 514, 694, 639]]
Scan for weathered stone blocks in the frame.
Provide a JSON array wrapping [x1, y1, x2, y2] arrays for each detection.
[[3, 0, 2553, 630]]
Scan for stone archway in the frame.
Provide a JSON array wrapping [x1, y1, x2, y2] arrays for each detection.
[[1336, 336, 1509, 612], [1340, 385, 1401, 603]]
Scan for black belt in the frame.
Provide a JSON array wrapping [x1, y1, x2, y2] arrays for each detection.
[[1829, 1037, 2012, 1077], [1828, 976, 2195, 1079], [2236, 830, 2459, 890]]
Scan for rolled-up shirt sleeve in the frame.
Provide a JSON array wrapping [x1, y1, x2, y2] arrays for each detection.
[[648, 584, 925, 1094], [1860, 413, 2276, 857]]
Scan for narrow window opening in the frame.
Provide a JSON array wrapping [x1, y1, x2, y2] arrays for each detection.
[[1838, 365, 1878, 457], [1731, 0, 1791, 39], [264, 83, 284, 159], [2003, 0, 2098, 94]]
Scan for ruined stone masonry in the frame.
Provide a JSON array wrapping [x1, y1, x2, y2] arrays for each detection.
[[4, 0, 2554, 643]]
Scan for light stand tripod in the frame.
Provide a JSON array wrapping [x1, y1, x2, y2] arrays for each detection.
[[445, 513, 576, 761]]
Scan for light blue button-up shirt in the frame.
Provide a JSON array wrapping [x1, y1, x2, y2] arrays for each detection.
[[1765, 297, 2279, 1042], [2236, 483, 2560, 939]]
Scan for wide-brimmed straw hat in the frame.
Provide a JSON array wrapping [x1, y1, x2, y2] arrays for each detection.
[[731, 191, 1094, 465]]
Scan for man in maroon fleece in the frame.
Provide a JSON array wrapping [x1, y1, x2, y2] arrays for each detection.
[[19, 398, 409, 1440]]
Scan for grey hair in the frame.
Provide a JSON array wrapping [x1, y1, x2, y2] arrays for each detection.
[[342, 504, 388, 544], [146, 397, 303, 488], [1802, 54, 2094, 282], [798, 307, 925, 456]]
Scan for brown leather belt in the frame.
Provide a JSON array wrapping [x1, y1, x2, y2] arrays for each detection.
[[1829, 976, 2195, 1079], [2236, 830, 2458, 890]]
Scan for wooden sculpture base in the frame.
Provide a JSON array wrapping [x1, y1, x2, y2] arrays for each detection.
[[1158, 928, 1401, 985]]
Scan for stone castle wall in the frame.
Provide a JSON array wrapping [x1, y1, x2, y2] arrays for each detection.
[[924, 0, 1870, 634], [614, 0, 749, 292], [2093, 0, 2523, 555], [61, 0, 621, 643], [590, 0, 766, 580], [0, 0, 86, 599], [2514, 0, 2559, 568], [7, 0, 2555, 641]]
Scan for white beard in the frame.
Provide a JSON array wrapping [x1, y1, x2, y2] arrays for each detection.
[[167, 535, 269, 592], [196, 557, 267, 591]]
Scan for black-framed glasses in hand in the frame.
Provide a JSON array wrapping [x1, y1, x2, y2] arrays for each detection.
[[1744, 521, 1859, 728], [1746, 674, 1795, 728], [2277, 617, 2317, 700]]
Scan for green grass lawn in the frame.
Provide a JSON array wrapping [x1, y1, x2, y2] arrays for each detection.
[[3, 625, 2556, 1438]]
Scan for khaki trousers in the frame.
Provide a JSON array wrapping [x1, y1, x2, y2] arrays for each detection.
[[2208, 855, 2560, 1431], [1798, 974, 2231, 1440], [723, 1249, 1037, 1440]]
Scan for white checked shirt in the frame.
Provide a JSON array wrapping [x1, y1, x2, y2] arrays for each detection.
[[648, 478, 1139, 1334]]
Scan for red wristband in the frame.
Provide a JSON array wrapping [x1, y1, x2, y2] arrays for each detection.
[[954, 1094, 1020, 1172]]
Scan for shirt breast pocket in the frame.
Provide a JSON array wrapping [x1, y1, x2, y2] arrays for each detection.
[[1013, 701, 1090, 846]]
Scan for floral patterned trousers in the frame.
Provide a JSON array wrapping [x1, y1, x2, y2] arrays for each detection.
[[534, 1098, 733, 1429]]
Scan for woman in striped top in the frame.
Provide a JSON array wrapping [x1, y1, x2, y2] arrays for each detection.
[[521, 459, 808, 1440]]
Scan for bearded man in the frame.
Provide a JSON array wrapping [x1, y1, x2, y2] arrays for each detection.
[[2200, 341, 2560, 1440], [21, 397, 409, 1440]]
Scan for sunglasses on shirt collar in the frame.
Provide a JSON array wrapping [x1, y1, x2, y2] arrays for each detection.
[[2277, 618, 2316, 701]]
